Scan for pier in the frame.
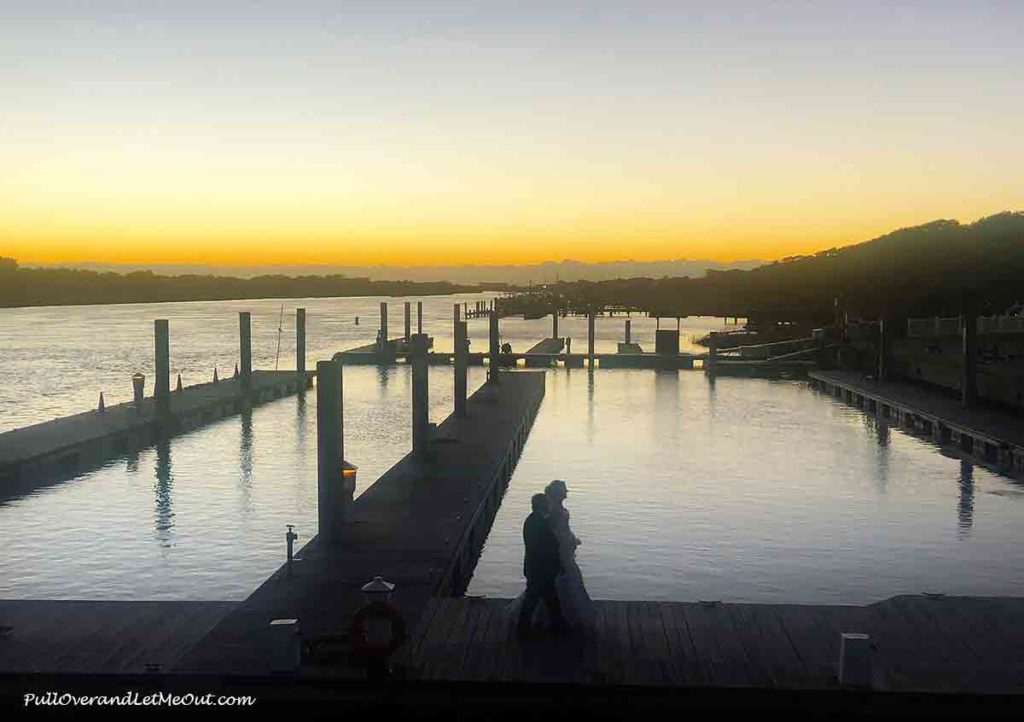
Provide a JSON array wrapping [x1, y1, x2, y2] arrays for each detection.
[[175, 370, 546, 675], [400, 594, 1024, 694], [810, 370, 1024, 474], [0, 370, 312, 498], [0, 308, 315, 498]]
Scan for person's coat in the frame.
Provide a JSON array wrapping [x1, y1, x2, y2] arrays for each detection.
[[523, 511, 563, 583]]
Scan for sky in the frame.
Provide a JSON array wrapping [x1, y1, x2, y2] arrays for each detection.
[[2, 1, 1022, 267]]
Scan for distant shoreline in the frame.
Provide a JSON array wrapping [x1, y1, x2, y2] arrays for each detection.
[[0, 263, 517, 309]]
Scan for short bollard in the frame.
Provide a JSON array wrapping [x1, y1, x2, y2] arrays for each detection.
[[348, 576, 406, 680], [286, 525, 298, 577], [268, 619, 301, 672], [838, 632, 872, 687], [131, 373, 145, 408]]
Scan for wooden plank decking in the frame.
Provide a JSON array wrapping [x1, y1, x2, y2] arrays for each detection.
[[0, 600, 236, 675], [398, 596, 1024, 694]]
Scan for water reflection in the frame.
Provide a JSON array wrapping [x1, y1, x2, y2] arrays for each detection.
[[958, 460, 975, 538], [871, 417, 891, 493], [239, 408, 254, 514], [586, 369, 595, 441], [153, 439, 174, 547], [654, 370, 680, 436]]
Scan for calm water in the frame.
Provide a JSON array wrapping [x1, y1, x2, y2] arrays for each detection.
[[1, 297, 1021, 603]]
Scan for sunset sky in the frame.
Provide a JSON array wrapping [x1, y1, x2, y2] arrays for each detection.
[[2, 1, 1021, 267]]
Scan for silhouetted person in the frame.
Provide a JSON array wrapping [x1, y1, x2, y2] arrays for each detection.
[[517, 493, 567, 638]]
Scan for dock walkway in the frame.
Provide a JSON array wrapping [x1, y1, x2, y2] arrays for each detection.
[[0, 600, 235, 675], [0, 371, 313, 498], [175, 371, 546, 676], [810, 370, 1024, 473], [399, 595, 1024, 695]]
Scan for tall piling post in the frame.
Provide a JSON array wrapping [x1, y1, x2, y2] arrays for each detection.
[[417, 301, 423, 334], [404, 302, 411, 342], [239, 312, 252, 387], [587, 311, 596, 368], [379, 302, 388, 343], [962, 313, 977, 407], [154, 319, 170, 412], [552, 310, 559, 340], [410, 333, 431, 456], [296, 308, 306, 375], [489, 310, 500, 384], [707, 331, 718, 374], [455, 320, 468, 417], [625, 319, 631, 345], [316, 359, 349, 542]]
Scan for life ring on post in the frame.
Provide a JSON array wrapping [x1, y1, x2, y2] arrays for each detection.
[[348, 600, 407, 659]]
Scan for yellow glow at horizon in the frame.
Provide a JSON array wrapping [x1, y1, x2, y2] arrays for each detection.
[[3, 127, 1018, 266]]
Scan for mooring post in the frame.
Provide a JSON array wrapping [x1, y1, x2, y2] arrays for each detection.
[[416, 301, 423, 334], [404, 302, 411, 342], [454, 302, 460, 326], [707, 331, 719, 374], [316, 359, 351, 542], [552, 310, 558, 340], [962, 312, 977, 407], [410, 333, 431, 456], [154, 319, 170, 411], [455, 320, 468, 417], [587, 311, 596, 368], [625, 319, 631, 345], [489, 310, 500, 383], [379, 302, 388, 344], [239, 312, 252, 386], [296, 308, 306, 375]]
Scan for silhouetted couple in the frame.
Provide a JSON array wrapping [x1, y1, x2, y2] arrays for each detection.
[[510, 479, 595, 639]]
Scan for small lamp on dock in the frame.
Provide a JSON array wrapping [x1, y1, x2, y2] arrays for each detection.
[[213, 367, 219, 383], [98, 392, 105, 413]]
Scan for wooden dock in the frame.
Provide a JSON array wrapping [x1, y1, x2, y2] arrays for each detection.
[[0, 600, 235, 675], [398, 595, 1024, 695], [0, 370, 314, 499], [175, 371, 546, 676], [810, 370, 1024, 474]]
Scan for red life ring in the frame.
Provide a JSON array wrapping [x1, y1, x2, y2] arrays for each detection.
[[348, 600, 407, 658]]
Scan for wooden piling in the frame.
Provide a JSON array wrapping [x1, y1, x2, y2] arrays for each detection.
[[962, 313, 977, 408], [316, 359, 346, 543], [587, 311, 595, 367], [405, 301, 412, 342], [239, 312, 252, 383], [410, 333, 431, 455], [489, 311, 500, 383], [296, 308, 306, 375], [154, 320, 170, 409], [454, 320, 468, 417]]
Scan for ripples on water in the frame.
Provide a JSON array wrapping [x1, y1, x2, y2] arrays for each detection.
[[1, 297, 1021, 603]]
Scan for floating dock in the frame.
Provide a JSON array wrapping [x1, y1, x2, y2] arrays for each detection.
[[810, 370, 1024, 473], [175, 370, 546, 675], [0, 370, 313, 498]]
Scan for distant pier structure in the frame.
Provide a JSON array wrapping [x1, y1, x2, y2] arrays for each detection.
[[0, 309, 313, 498]]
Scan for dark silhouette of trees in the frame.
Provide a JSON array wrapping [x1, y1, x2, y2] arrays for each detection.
[[500, 212, 1024, 323], [0, 266, 505, 308]]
